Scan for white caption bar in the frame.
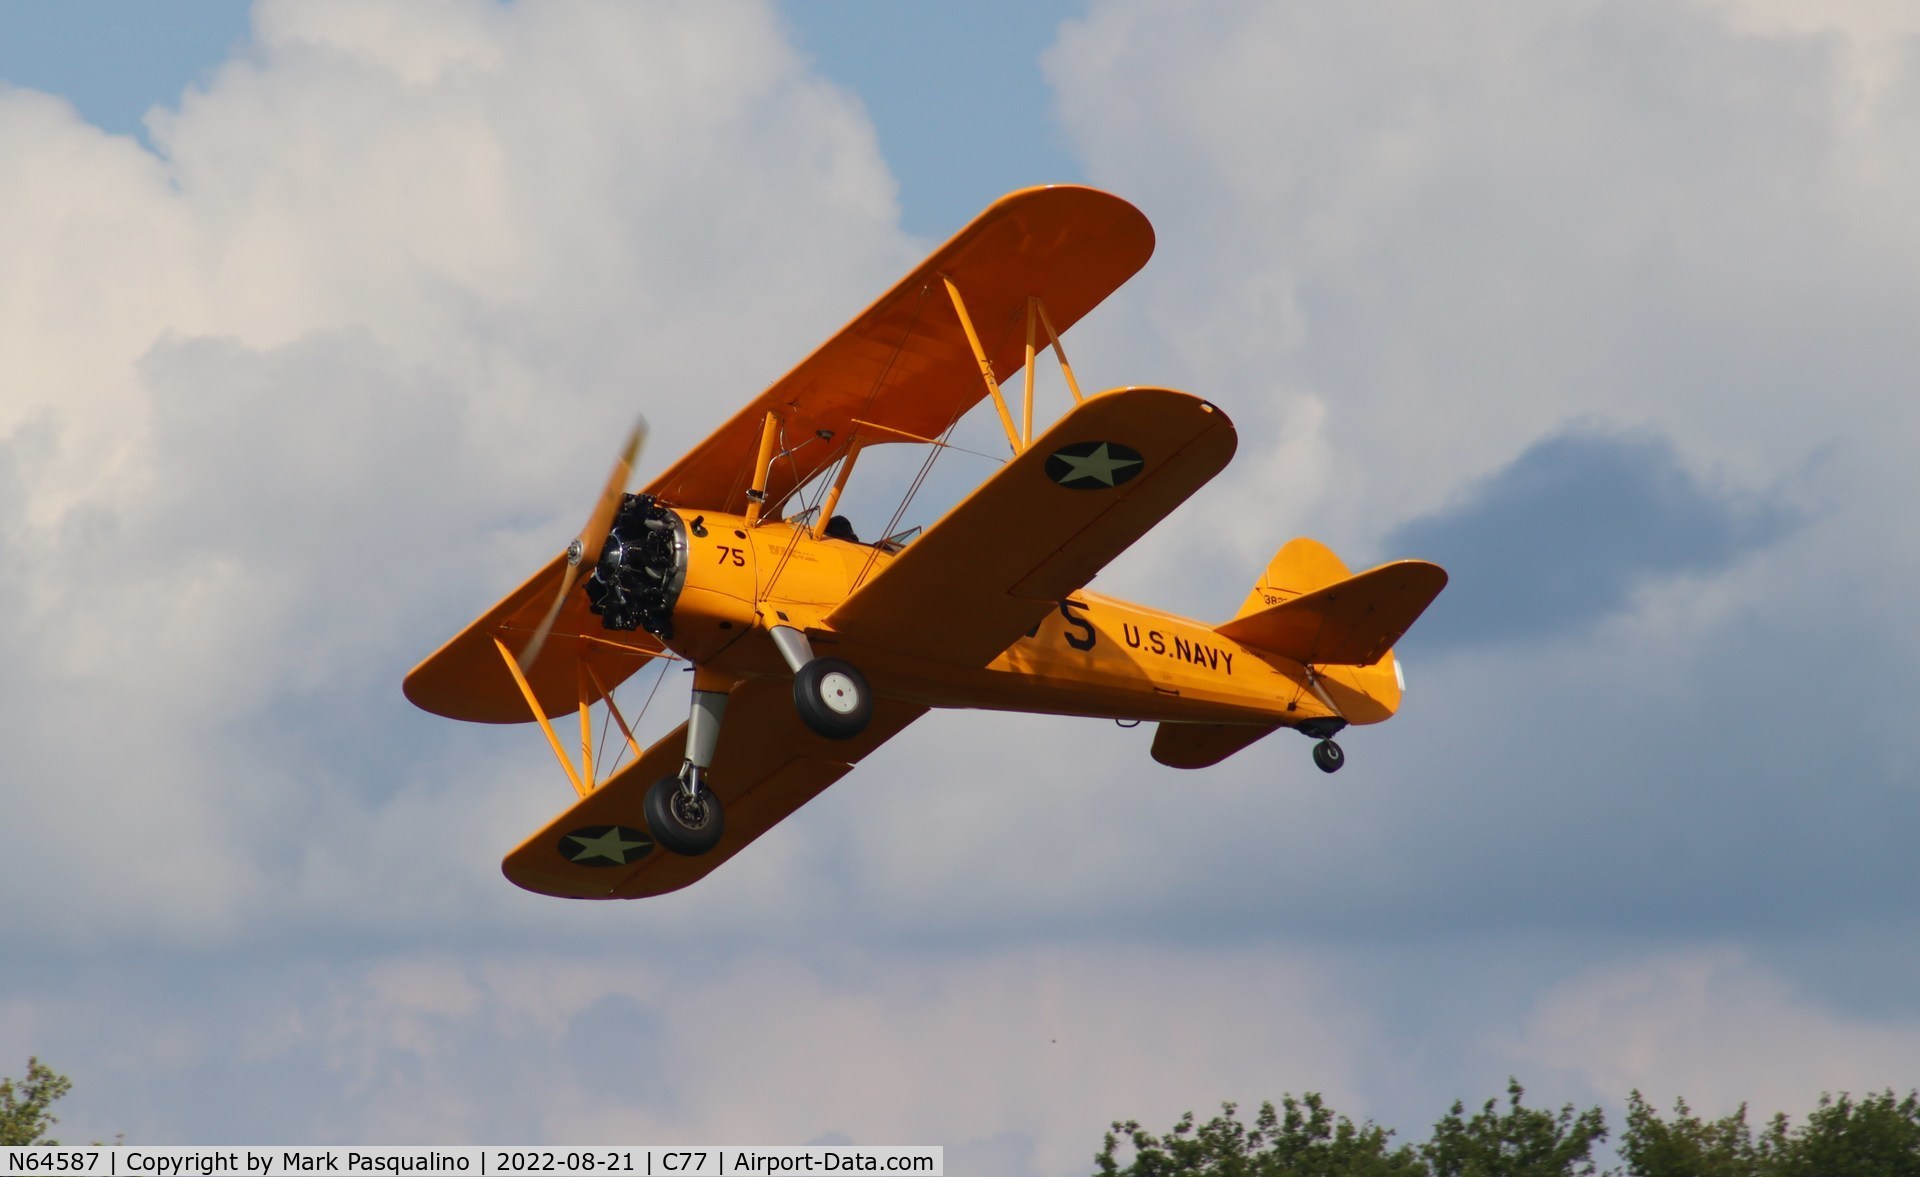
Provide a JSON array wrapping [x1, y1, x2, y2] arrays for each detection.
[[0, 1146, 942, 1176]]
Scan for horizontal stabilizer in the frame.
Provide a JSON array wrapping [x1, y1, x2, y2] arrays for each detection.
[[1215, 560, 1447, 667], [1151, 721, 1280, 769]]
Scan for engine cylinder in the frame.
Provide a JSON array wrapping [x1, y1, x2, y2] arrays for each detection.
[[584, 494, 687, 637]]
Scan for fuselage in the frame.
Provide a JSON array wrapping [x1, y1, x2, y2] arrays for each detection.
[[617, 506, 1397, 730]]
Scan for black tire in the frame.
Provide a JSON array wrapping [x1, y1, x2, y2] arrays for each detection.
[[793, 657, 872, 740], [1312, 739, 1345, 774], [644, 775, 725, 856]]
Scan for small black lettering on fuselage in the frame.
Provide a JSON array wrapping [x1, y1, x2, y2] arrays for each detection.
[[1121, 621, 1234, 675]]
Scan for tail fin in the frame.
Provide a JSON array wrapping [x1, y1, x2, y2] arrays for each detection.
[[1218, 552, 1447, 668], [1232, 537, 1353, 620], [1213, 538, 1446, 724]]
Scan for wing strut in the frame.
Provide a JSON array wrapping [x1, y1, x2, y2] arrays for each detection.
[[583, 662, 647, 768], [942, 276, 1091, 455], [744, 410, 782, 526], [811, 437, 868, 540], [492, 637, 590, 798], [490, 637, 659, 799], [1034, 298, 1085, 405], [942, 275, 1023, 454]]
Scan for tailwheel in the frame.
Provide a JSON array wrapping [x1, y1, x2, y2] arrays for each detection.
[[793, 656, 872, 740], [644, 771, 725, 856], [1312, 739, 1345, 774]]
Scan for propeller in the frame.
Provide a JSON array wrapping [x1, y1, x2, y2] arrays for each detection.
[[518, 419, 648, 671]]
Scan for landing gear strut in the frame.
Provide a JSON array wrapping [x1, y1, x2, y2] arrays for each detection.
[[770, 625, 872, 740], [1299, 718, 1347, 775], [646, 687, 727, 856], [1312, 739, 1345, 774]]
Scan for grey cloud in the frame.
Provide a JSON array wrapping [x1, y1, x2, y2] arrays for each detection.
[[11, 0, 1920, 1169], [1383, 425, 1796, 653], [562, 994, 677, 1106]]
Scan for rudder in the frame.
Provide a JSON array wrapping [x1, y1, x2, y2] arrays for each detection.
[[1216, 539, 1447, 726], [1233, 537, 1352, 620]]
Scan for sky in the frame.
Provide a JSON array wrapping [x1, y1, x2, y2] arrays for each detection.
[[2, 1, 1918, 1172]]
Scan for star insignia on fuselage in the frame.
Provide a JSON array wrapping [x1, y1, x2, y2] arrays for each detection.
[[1045, 441, 1145, 490], [560, 825, 653, 867]]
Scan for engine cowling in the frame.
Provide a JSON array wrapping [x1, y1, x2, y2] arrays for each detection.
[[585, 493, 687, 638]]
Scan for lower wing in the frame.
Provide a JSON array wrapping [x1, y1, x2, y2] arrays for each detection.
[[826, 386, 1236, 667], [501, 676, 925, 899]]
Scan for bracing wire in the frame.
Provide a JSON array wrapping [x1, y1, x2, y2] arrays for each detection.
[[852, 411, 963, 591], [595, 652, 676, 782], [758, 284, 936, 602]]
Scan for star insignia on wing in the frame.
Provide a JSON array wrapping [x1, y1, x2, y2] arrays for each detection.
[[1045, 441, 1145, 489], [561, 825, 652, 866]]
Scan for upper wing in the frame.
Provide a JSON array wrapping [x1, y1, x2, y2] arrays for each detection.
[[408, 186, 1148, 722], [824, 386, 1237, 667], [501, 677, 925, 899], [645, 186, 1154, 515], [1214, 560, 1449, 667], [403, 552, 665, 724]]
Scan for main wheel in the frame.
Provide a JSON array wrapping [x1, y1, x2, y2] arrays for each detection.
[[644, 775, 725, 855], [793, 657, 872, 740], [1312, 739, 1345, 774]]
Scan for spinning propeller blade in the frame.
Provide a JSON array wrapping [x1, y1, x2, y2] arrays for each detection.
[[519, 419, 647, 670]]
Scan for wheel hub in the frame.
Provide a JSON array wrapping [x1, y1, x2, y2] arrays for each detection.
[[819, 671, 860, 715], [671, 789, 713, 828]]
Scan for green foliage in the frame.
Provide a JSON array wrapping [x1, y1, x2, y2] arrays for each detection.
[[1098, 1082, 1920, 1176], [0, 1058, 73, 1147], [1618, 1092, 1765, 1177], [1620, 1088, 1920, 1177], [1096, 1093, 1424, 1176], [1420, 1080, 1608, 1177], [1777, 1090, 1920, 1177]]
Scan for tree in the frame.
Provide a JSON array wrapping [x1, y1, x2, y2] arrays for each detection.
[[1095, 1081, 1920, 1177], [1618, 1087, 1920, 1177], [1771, 1090, 1920, 1177], [1618, 1091, 1764, 1177], [1096, 1093, 1425, 1176], [1417, 1080, 1608, 1177], [0, 1058, 73, 1146]]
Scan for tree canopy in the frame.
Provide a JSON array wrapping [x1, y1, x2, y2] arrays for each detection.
[[1097, 1081, 1920, 1177], [0, 1057, 73, 1147]]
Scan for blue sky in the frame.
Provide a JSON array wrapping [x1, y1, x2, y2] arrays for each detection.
[[0, 0, 1085, 237], [3, 2, 1919, 1173], [0, 3, 252, 137]]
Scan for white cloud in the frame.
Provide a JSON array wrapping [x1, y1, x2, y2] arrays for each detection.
[[1047, 0, 1920, 545], [1514, 947, 1920, 1121], [0, 0, 909, 943], [18, 944, 1376, 1174], [7, 0, 1920, 1163]]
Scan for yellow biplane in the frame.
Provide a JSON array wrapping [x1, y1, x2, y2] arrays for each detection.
[[404, 186, 1447, 900]]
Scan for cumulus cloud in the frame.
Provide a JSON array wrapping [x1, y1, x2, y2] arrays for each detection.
[[1048, 0, 1920, 541], [1513, 947, 1920, 1121], [18, 944, 1376, 1174], [0, 0, 909, 943], [7, 0, 1920, 1169], [1384, 425, 1796, 652]]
